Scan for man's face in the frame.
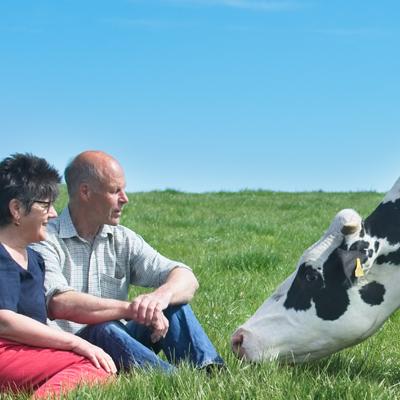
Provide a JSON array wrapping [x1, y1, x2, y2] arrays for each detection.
[[89, 163, 129, 226]]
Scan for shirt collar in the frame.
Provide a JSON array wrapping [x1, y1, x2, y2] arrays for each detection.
[[58, 207, 113, 239]]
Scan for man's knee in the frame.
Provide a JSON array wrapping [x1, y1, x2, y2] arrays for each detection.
[[94, 320, 126, 334], [78, 320, 127, 343], [164, 303, 192, 318]]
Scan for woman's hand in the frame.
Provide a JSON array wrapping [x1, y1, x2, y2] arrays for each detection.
[[71, 338, 117, 373]]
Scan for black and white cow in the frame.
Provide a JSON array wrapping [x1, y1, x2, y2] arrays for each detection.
[[231, 177, 400, 363]]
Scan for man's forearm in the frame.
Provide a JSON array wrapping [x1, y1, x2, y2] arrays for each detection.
[[154, 267, 199, 306], [48, 291, 131, 323], [49, 268, 199, 325]]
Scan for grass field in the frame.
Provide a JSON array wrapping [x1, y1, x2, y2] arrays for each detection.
[[5, 189, 400, 400]]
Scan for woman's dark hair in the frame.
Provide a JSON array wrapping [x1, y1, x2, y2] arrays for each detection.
[[0, 153, 61, 226]]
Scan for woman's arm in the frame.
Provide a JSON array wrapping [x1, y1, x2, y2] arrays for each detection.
[[0, 309, 116, 373]]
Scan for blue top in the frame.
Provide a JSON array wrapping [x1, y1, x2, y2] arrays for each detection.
[[0, 243, 47, 324]]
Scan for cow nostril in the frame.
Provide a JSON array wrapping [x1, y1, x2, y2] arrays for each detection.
[[231, 332, 244, 354]]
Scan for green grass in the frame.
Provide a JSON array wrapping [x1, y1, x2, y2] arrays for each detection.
[[6, 189, 400, 399]]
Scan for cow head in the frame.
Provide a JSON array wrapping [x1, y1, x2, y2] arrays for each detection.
[[232, 204, 398, 363]]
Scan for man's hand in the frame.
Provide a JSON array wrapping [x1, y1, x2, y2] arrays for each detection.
[[129, 292, 172, 342], [150, 311, 169, 343], [127, 268, 199, 343]]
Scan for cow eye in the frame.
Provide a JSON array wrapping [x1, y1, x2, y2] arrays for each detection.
[[305, 270, 319, 282]]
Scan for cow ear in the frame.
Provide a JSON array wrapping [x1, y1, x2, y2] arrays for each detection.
[[337, 248, 364, 281]]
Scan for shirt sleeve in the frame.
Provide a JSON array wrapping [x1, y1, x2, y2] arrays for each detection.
[[30, 236, 75, 308], [126, 230, 192, 287], [0, 257, 20, 312]]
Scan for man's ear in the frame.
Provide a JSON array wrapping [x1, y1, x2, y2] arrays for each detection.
[[79, 183, 91, 201]]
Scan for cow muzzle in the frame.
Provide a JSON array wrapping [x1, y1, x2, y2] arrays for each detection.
[[231, 329, 245, 358], [231, 328, 258, 360]]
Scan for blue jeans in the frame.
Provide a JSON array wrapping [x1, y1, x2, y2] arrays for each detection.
[[76, 304, 224, 373]]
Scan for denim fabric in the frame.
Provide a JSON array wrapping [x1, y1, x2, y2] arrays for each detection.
[[77, 304, 224, 372]]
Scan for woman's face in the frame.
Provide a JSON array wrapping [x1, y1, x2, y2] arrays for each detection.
[[20, 200, 58, 243]]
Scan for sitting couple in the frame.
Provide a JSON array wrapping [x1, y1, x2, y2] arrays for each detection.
[[0, 151, 223, 398]]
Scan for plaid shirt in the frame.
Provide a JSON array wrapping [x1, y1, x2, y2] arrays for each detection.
[[31, 207, 190, 334]]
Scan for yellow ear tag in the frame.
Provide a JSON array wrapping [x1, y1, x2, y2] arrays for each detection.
[[355, 257, 364, 277]]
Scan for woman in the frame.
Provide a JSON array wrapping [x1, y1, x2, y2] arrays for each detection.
[[0, 153, 116, 398]]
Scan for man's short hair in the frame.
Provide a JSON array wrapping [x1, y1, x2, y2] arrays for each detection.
[[64, 156, 103, 197]]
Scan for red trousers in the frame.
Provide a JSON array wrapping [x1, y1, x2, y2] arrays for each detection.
[[0, 338, 111, 398]]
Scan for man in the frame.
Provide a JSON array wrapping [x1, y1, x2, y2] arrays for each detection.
[[32, 150, 223, 372]]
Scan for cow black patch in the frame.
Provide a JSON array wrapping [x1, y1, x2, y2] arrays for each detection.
[[365, 199, 400, 245], [284, 249, 363, 321], [368, 249, 373, 258], [376, 248, 400, 266], [284, 263, 323, 311], [349, 240, 370, 254], [359, 281, 385, 306]]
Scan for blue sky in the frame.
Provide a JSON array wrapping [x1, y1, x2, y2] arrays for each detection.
[[1, 0, 399, 193]]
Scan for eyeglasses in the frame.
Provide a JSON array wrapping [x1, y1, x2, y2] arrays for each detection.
[[32, 200, 54, 213]]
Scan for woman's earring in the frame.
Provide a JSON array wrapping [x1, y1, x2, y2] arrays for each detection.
[[14, 218, 20, 226]]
